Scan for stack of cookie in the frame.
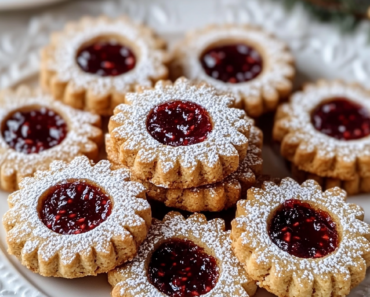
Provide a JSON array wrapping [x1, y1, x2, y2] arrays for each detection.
[[106, 78, 264, 213], [273, 80, 370, 195]]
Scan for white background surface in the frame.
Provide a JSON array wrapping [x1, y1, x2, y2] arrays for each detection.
[[0, 0, 370, 296]]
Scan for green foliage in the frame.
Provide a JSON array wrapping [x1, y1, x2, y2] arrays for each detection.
[[283, 0, 369, 31]]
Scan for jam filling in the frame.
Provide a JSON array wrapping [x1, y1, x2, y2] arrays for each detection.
[[269, 199, 338, 259], [200, 43, 263, 83], [40, 181, 112, 235], [146, 100, 212, 147], [148, 239, 219, 297], [2, 107, 67, 154], [76, 40, 136, 76], [311, 97, 370, 141]]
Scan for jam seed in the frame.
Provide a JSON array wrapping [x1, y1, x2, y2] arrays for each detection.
[[322, 234, 329, 240], [80, 224, 86, 230], [158, 271, 165, 277], [69, 213, 77, 219], [77, 218, 85, 223], [55, 215, 61, 221], [191, 291, 200, 296], [67, 199, 73, 204], [283, 232, 291, 242], [293, 222, 299, 227]]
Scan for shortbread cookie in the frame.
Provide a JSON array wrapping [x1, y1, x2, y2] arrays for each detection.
[[0, 86, 102, 192], [231, 178, 370, 297], [274, 80, 370, 181], [171, 24, 295, 117], [106, 126, 263, 212], [109, 212, 257, 297], [41, 16, 168, 115], [2, 156, 151, 278], [291, 164, 370, 196], [109, 78, 253, 189]]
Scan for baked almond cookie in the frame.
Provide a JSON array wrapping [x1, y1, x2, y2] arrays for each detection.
[[41, 16, 168, 115], [106, 126, 263, 212], [274, 80, 370, 181], [109, 78, 253, 189], [291, 164, 370, 196], [109, 212, 257, 297], [231, 178, 370, 297], [0, 86, 102, 192], [2, 156, 151, 278], [171, 24, 295, 117]]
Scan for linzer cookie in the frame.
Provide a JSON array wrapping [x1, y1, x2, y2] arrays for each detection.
[[108, 78, 253, 189], [41, 16, 169, 115], [108, 212, 257, 297], [0, 86, 102, 192], [106, 126, 263, 212], [171, 24, 295, 117], [231, 178, 370, 297], [274, 80, 370, 181], [2, 156, 151, 278]]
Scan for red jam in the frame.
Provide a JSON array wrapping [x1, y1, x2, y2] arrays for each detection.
[[200, 43, 263, 83], [40, 181, 112, 235], [2, 107, 67, 154], [76, 40, 136, 76], [269, 199, 338, 259], [146, 100, 212, 147], [311, 98, 370, 141], [148, 239, 219, 297]]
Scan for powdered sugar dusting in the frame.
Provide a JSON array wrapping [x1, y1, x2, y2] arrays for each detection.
[[44, 16, 168, 97], [3, 156, 150, 266], [0, 86, 101, 188], [110, 212, 255, 297], [174, 24, 294, 107], [109, 78, 253, 187], [234, 177, 370, 283]]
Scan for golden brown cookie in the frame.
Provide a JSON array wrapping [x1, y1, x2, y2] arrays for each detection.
[[106, 126, 263, 212], [274, 80, 370, 181], [41, 16, 169, 115], [108, 78, 253, 189], [231, 177, 370, 297], [109, 212, 257, 297], [291, 164, 370, 196], [171, 24, 295, 117], [0, 86, 102, 192], [2, 156, 151, 278]]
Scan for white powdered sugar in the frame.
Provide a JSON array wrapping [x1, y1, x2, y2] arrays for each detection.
[[110, 212, 255, 297], [174, 24, 294, 106], [0, 86, 101, 184], [45, 16, 168, 96], [234, 177, 370, 282], [277, 81, 370, 161], [2, 156, 150, 264], [110, 78, 253, 176]]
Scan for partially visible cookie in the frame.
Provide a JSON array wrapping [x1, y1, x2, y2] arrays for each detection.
[[109, 78, 253, 189], [171, 24, 295, 117], [0, 86, 102, 192], [106, 126, 263, 212], [41, 15, 169, 115], [109, 212, 257, 297], [231, 177, 370, 297], [2, 156, 151, 278]]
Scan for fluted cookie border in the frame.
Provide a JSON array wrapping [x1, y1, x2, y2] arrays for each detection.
[[0, 86, 102, 192], [231, 177, 370, 297], [41, 15, 169, 115], [109, 78, 253, 189], [274, 80, 370, 181], [171, 24, 295, 117], [2, 156, 151, 278], [109, 212, 257, 297]]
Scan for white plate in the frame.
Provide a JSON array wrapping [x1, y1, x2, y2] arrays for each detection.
[[0, 0, 67, 10], [1, 0, 370, 296]]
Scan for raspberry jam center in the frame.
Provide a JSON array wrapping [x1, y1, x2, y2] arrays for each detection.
[[76, 40, 136, 76], [311, 98, 370, 141], [148, 239, 219, 297], [2, 107, 67, 154], [269, 199, 338, 259], [40, 181, 112, 235], [146, 100, 212, 147], [200, 43, 263, 83]]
